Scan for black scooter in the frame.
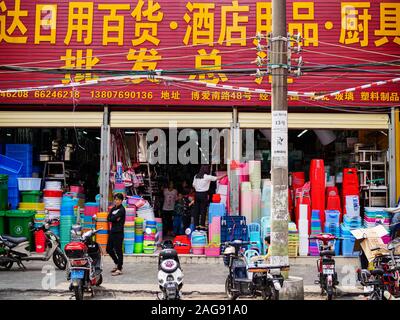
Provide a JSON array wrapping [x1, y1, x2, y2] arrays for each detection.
[[222, 240, 288, 300]]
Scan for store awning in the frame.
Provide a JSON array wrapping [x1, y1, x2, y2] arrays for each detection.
[[0, 112, 103, 127], [238, 113, 390, 129], [110, 112, 233, 128]]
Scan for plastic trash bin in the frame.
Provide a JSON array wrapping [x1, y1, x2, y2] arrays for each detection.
[[0, 211, 6, 235], [6, 210, 35, 250], [0, 174, 8, 210]]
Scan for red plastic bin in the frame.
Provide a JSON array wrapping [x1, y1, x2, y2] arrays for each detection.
[[173, 235, 191, 254], [43, 190, 63, 198]]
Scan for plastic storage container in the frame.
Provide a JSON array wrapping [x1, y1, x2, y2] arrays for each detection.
[[17, 178, 42, 191], [6, 210, 35, 250], [0, 174, 8, 211], [0, 154, 22, 174], [21, 191, 41, 203], [0, 211, 6, 234]]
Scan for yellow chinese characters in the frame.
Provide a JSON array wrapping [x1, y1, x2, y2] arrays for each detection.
[[60, 49, 99, 84], [256, 2, 272, 35], [218, 0, 249, 46], [289, 2, 318, 46], [131, 0, 163, 46], [375, 3, 400, 46], [183, 2, 215, 46], [34, 4, 57, 44], [189, 49, 228, 84], [126, 48, 161, 84], [340, 2, 371, 47], [99, 4, 130, 46], [0, 0, 27, 44], [64, 2, 94, 45]]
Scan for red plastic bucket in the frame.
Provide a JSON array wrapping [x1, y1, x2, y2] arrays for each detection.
[[43, 190, 63, 198], [35, 230, 46, 253], [310, 159, 325, 226], [212, 194, 221, 203], [292, 172, 305, 190]]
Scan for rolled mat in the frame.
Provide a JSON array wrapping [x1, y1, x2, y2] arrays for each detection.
[[240, 183, 252, 224], [251, 189, 261, 224]]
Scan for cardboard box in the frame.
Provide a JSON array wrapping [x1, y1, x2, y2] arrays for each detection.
[[351, 225, 389, 262]]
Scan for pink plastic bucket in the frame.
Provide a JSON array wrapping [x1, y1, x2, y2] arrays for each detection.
[[192, 247, 205, 255]]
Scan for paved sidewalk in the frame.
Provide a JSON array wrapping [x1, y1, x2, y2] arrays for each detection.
[[0, 255, 363, 296]]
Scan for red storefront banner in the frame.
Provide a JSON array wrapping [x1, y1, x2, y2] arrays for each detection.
[[0, 0, 399, 107]]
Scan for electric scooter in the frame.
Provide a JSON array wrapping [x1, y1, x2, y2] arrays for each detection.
[[223, 240, 288, 300], [0, 219, 67, 271], [64, 228, 103, 300], [155, 228, 186, 300], [309, 233, 341, 300]]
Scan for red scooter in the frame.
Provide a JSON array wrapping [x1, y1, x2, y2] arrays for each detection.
[[309, 233, 341, 300], [64, 229, 103, 300]]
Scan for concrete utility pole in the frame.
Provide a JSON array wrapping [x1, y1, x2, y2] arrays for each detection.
[[270, 0, 289, 269]]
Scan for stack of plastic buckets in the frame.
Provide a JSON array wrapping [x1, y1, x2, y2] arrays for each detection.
[[144, 220, 157, 254], [60, 197, 76, 251], [134, 217, 144, 253], [324, 210, 341, 255], [83, 203, 98, 232], [18, 203, 46, 228], [309, 209, 322, 256], [124, 220, 135, 254], [191, 230, 207, 255], [341, 218, 362, 257], [95, 212, 109, 254], [44, 181, 63, 221], [310, 159, 326, 226]]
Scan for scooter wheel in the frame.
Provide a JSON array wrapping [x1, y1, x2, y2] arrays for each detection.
[[96, 274, 103, 287], [0, 261, 13, 271], [225, 277, 238, 300], [74, 283, 84, 301]]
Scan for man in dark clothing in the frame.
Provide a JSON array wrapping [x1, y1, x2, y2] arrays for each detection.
[[106, 193, 126, 276]]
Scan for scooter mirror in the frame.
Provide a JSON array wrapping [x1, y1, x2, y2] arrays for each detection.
[[145, 227, 152, 235], [185, 228, 192, 235]]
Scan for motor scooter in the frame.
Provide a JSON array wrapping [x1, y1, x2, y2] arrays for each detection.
[[223, 240, 288, 300], [64, 228, 103, 300], [0, 219, 67, 271], [309, 233, 341, 300], [154, 228, 187, 300]]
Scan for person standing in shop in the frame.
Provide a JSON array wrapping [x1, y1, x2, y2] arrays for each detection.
[[107, 193, 126, 276], [192, 165, 226, 230], [162, 181, 178, 236]]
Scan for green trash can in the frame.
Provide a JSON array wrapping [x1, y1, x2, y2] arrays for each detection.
[[6, 210, 36, 250], [0, 211, 6, 235], [0, 175, 8, 211]]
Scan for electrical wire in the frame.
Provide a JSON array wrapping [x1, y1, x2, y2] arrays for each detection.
[[0, 36, 257, 68], [316, 40, 400, 59]]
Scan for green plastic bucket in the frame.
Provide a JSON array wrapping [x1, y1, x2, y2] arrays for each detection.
[[20, 191, 41, 203], [0, 175, 8, 211], [0, 211, 6, 235], [6, 210, 36, 250]]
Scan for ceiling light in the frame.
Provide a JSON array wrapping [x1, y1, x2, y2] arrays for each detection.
[[6, 133, 11, 137], [95, 137, 101, 140], [83, 131, 88, 135], [380, 131, 388, 136], [297, 129, 308, 138], [125, 131, 136, 135]]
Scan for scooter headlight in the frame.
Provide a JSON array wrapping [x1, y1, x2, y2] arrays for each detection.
[[177, 277, 182, 282], [167, 275, 174, 282], [159, 279, 164, 284]]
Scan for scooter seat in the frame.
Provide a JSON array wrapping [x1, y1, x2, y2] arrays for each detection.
[[371, 268, 384, 276], [320, 250, 335, 257], [236, 279, 252, 283], [1, 235, 27, 244]]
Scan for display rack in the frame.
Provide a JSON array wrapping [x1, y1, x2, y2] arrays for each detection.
[[134, 162, 158, 206], [352, 147, 388, 207]]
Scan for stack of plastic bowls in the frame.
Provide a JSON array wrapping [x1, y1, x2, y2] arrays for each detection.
[[18, 203, 46, 228], [124, 221, 135, 254], [143, 220, 157, 254], [96, 212, 109, 254], [60, 199, 76, 251], [44, 189, 63, 220], [134, 217, 144, 254], [113, 183, 126, 198], [49, 219, 60, 237], [191, 230, 207, 255], [126, 207, 136, 222]]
